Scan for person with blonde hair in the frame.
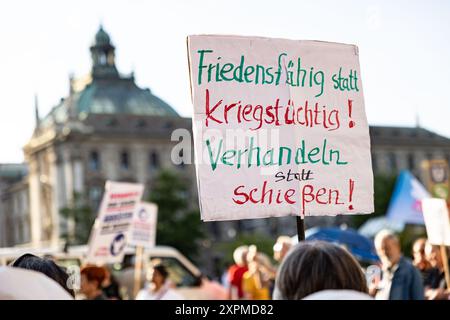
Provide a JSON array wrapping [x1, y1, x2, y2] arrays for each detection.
[[242, 245, 274, 300], [227, 245, 249, 299], [273, 236, 293, 263]]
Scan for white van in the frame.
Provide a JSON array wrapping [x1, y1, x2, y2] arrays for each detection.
[[0, 245, 227, 300]]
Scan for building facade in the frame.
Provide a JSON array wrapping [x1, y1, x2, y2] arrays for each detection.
[[370, 125, 450, 181], [1, 27, 194, 247], [0, 164, 30, 247]]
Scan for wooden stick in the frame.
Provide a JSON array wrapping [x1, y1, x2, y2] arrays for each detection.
[[133, 246, 144, 299], [440, 245, 450, 290]]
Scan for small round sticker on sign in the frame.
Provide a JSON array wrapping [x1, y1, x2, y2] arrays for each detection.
[[110, 233, 126, 256], [138, 208, 148, 221]]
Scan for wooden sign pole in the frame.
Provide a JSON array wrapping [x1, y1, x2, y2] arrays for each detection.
[[440, 245, 450, 289], [133, 246, 144, 299], [297, 216, 305, 242]]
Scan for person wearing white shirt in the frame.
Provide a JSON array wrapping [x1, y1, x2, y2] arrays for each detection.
[[136, 264, 183, 300]]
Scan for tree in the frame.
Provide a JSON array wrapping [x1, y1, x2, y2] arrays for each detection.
[[149, 169, 205, 261], [350, 174, 397, 228], [60, 192, 95, 245]]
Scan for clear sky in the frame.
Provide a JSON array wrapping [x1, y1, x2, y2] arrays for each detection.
[[0, 0, 449, 163]]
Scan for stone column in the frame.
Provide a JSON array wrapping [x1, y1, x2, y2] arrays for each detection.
[[28, 159, 42, 247], [0, 181, 6, 247], [61, 146, 75, 241], [132, 143, 147, 185], [48, 149, 61, 247], [73, 158, 84, 194], [56, 162, 66, 206], [62, 147, 74, 203]]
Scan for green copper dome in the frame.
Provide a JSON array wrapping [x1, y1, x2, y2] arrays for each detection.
[[39, 27, 179, 128], [40, 77, 179, 128], [94, 26, 111, 46], [74, 78, 179, 117]]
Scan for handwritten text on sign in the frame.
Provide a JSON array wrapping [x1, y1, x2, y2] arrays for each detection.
[[188, 35, 374, 221]]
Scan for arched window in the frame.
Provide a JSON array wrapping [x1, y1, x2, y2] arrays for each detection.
[[99, 52, 107, 65], [120, 151, 130, 170], [89, 151, 100, 171]]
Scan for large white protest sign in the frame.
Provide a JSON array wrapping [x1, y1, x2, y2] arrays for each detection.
[[128, 202, 158, 248], [187, 35, 374, 221], [422, 198, 450, 246], [86, 181, 144, 264]]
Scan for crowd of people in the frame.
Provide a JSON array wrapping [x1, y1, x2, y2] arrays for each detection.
[[225, 230, 450, 300], [412, 237, 449, 299], [1, 229, 449, 300], [225, 236, 372, 300], [0, 252, 183, 300], [7, 254, 124, 300], [226, 236, 291, 300]]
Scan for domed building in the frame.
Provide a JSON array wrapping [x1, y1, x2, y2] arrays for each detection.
[[21, 26, 194, 246]]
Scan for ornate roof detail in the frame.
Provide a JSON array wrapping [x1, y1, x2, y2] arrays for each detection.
[[38, 26, 179, 131]]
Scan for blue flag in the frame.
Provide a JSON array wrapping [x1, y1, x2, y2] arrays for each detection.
[[386, 170, 430, 225]]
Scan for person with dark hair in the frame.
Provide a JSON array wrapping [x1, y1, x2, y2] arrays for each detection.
[[80, 265, 108, 300], [12, 253, 75, 297], [274, 241, 370, 300], [101, 267, 122, 300], [412, 238, 433, 284], [136, 264, 183, 300], [424, 242, 450, 300]]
